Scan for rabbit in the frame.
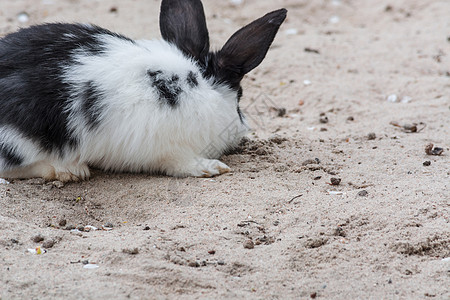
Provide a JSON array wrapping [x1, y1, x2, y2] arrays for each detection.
[[0, 0, 287, 182]]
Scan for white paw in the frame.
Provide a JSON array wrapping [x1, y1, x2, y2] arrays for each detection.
[[52, 163, 90, 183], [169, 158, 231, 178]]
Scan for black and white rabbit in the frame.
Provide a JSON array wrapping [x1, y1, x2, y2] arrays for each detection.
[[0, 0, 287, 182]]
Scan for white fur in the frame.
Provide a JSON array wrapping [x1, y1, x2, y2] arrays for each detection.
[[0, 35, 249, 181]]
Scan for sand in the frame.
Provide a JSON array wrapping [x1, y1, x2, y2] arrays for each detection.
[[1, 0, 449, 299]]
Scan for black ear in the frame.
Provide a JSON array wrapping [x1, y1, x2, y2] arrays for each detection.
[[217, 9, 287, 76], [160, 0, 210, 61]]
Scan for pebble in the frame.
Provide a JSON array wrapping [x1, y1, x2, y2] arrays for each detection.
[[423, 161, 431, 166], [83, 264, 99, 269], [208, 250, 216, 255], [143, 226, 150, 231], [58, 219, 67, 227], [65, 225, 76, 230], [358, 190, 369, 197], [188, 261, 200, 268], [104, 222, 114, 228], [425, 143, 444, 156], [77, 226, 85, 232], [367, 133, 376, 140], [17, 12, 29, 23], [330, 178, 341, 186], [319, 116, 329, 124], [217, 261, 225, 265], [347, 116, 354, 121], [277, 108, 287, 117], [32, 234, 44, 243], [302, 159, 320, 166], [122, 248, 139, 255], [243, 240, 255, 249], [285, 28, 299, 36], [42, 240, 55, 249]]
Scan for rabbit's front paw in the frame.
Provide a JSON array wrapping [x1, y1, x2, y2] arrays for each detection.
[[173, 158, 231, 178]]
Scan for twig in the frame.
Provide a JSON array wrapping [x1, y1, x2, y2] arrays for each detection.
[[288, 194, 303, 203]]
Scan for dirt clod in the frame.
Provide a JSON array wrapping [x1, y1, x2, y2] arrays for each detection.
[[320, 116, 329, 124], [31, 235, 44, 243], [330, 178, 341, 186], [367, 133, 376, 140], [243, 240, 255, 249], [122, 248, 139, 255], [358, 190, 369, 197], [188, 261, 200, 268], [42, 240, 55, 249], [305, 238, 327, 249]]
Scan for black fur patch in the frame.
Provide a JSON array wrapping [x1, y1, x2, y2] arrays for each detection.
[[148, 71, 182, 107], [82, 81, 103, 129], [0, 144, 23, 168], [0, 23, 133, 155], [187, 71, 199, 88]]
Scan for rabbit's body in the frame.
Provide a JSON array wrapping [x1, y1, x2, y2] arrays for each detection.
[[0, 0, 286, 182]]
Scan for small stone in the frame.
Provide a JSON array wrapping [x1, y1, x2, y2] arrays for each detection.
[[358, 190, 369, 197], [32, 235, 44, 243], [81, 260, 89, 265], [217, 260, 225, 265], [65, 225, 76, 230], [423, 161, 431, 166], [330, 178, 341, 186], [333, 227, 346, 237], [425, 143, 444, 156], [104, 222, 114, 228], [143, 226, 150, 231], [208, 250, 216, 255], [243, 240, 255, 249], [42, 240, 55, 249], [320, 127, 328, 132], [310, 292, 317, 299], [319, 116, 329, 124], [347, 116, 354, 121], [188, 261, 200, 268], [277, 107, 287, 117], [77, 226, 85, 232], [367, 133, 376, 140], [302, 159, 319, 166], [314, 176, 322, 180], [58, 219, 67, 227], [122, 248, 139, 255]]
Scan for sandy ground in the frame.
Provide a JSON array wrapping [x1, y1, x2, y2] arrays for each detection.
[[1, 0, 449, 299]]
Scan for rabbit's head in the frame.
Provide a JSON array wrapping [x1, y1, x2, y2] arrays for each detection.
[[160, 0, 287, 128]]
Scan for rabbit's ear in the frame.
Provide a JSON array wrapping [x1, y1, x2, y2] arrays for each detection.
[[160, 0, 210, 61], [217, 9, 287, 77]]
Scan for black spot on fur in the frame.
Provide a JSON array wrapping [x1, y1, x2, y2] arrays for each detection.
[[0, 23, 133, 155], [82, 81, 102, 129], [187, 71, 199, 88], [147, 71, 182, 107], [0, 144, 23, 168]]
